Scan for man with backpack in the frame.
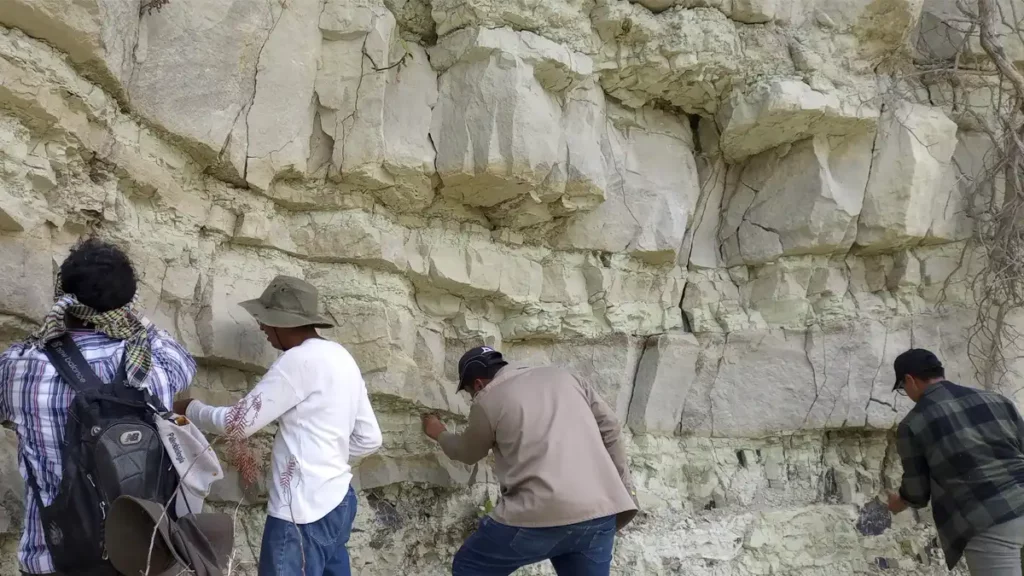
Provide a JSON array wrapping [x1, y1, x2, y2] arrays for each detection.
[[174, 275, 383, 576], [0, 238, 198, 576]]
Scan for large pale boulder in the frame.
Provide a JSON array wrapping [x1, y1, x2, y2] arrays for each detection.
[[414, 232, 545, 306], [682, 268, 765, 334], [682, 321, 916, 437], [742, 259, 819, 328], [0, 231, 54, 323], [592, 5, 792, 114], [195, 250, 303, 369], [430, 0, 596, 52], [582, 254, 686, 336], [128, 0, 274, 175], [235, 209, 410, 272], [429, 28, 596, 211], [932, 131, 995, 242], [506, 335, 643, 421], [856, 102, 960, 251], [322, 298, 464, 414], [0, 0, 140, 97], [375, 43, 439, 211], [803, 320, 914, 430], [317, 0, 438, 210], [0, 116, 62, 232], [708, 330, 816, 436], [717, 80, 879, 162], [243, 0, 322, 191], [557, 104, 700, 264], [719, 133, 873, 266], [627, 333, 701, 436]]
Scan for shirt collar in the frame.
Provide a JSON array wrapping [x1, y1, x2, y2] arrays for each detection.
[[921, 380, 950, 399], [470, 363, 526, 402]]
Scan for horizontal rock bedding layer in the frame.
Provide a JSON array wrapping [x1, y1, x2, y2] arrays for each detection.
[[0, 0, 1008, 572]]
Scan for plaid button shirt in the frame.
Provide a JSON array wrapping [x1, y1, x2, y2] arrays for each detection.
[[897, 380, 1024, 569], [0, 328, 196, 574]]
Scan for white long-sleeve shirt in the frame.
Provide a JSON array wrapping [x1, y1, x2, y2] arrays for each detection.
[[187, 338, 382, 523]]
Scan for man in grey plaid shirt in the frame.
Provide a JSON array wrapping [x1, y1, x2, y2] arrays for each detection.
[[888, 348, 1024, 575]]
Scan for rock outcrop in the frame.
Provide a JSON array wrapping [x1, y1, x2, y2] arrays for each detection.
[[0, 0, 1007, 572]]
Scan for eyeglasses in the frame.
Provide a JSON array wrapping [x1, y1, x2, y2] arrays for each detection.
[[895, 378, 907, 396]]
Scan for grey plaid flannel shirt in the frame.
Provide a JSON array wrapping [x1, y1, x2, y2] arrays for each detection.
[[897, 381, 1024, 569]]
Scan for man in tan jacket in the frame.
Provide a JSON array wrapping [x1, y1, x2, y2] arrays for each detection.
[[421, 346, 638, 576]]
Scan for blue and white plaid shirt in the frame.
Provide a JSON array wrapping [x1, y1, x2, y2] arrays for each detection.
[[0, 328, 196, 574]]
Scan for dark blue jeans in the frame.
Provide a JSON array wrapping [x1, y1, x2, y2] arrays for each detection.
[[453, 515, 617, 576], [258, 486, 358, 576]]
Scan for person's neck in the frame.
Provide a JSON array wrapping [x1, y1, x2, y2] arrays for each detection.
[[282, 330, 321, 351], [65, 316, 95, 331]]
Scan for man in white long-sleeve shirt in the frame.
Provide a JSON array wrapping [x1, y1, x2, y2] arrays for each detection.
[[174, 276, 382, 576]]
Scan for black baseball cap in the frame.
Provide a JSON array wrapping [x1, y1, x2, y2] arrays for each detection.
[[457, 346, 507, 392], [893, 348, 943, 390]]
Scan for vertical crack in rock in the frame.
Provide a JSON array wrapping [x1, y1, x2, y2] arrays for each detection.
[[801, 327, 823, 428], [126, 11, 144, 104], [865, 324, 892, 426], [336, 34, 370, 176], [624, 334, 652, 427], [707, 334, 727, 436], [243, 0, 289, 183]]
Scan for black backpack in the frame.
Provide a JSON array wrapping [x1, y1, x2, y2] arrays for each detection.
[[23, 334, 181, 575]]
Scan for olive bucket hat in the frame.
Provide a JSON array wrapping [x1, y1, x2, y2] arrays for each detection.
[[239, 275, 334, 329]]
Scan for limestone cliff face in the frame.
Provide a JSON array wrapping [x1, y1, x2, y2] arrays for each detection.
[[0, 0, 1010, 572]]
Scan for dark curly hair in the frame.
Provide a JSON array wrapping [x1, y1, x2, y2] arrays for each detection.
[[59, 238, 137, 312]]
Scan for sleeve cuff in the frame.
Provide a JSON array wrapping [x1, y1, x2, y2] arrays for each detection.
[[437, 431, 457, 455], [185, 399, 204, 423], [898, 486, 927, 508]]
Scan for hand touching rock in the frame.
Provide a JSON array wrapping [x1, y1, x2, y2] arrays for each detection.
[[421, 413, 446, 440]]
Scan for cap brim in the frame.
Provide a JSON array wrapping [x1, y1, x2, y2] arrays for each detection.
[[239, 299, 334, 329]]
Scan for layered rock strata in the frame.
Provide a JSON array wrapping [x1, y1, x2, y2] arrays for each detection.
[[0, 0, 1009, 573]]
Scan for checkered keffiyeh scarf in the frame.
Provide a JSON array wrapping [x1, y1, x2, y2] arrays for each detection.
[[26, 272, 153, 389]]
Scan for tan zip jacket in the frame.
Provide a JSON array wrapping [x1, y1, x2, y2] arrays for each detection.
[[438, 363, 638, 529]]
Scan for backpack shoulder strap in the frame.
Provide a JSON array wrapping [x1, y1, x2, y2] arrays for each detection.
[[43, 333, 105, 394], [44, 333, 168, 414]]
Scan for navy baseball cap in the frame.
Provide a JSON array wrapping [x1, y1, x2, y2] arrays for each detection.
[[893, 349, 943, 390], [456, 346, 507, 392]]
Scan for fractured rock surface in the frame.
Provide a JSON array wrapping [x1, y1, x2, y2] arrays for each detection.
[[0, 0, 1007, 572]]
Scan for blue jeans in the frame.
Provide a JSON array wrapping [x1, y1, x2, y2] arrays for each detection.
[[258, 486, 358, 576], [453, 515, 617, 576]]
